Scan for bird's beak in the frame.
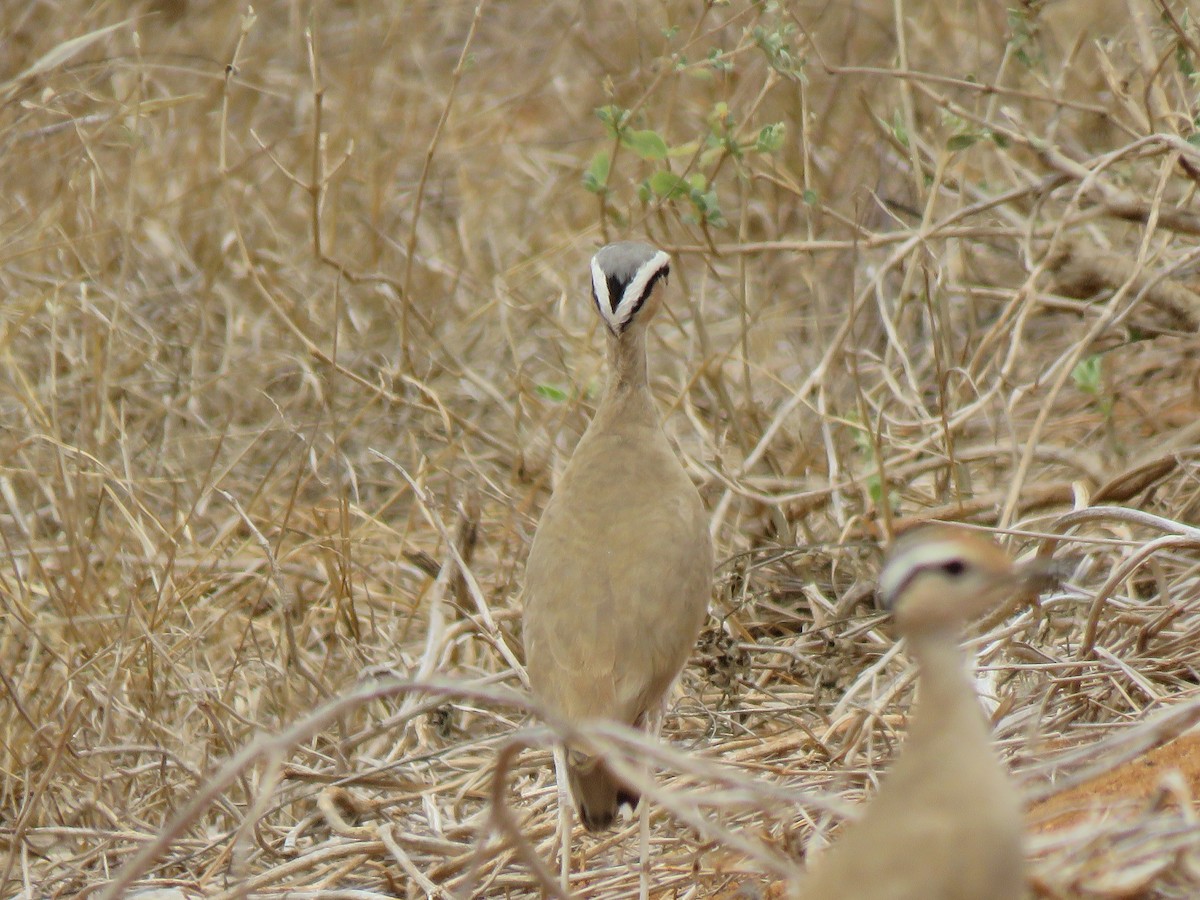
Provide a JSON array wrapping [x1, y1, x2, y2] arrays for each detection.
[[1010, 555, 1068, 593]]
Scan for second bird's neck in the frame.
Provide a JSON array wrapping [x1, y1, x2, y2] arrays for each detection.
[[905, 631, 992, 747]]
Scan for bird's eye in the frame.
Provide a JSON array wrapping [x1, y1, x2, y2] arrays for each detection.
[[941, 559, 966, 576]]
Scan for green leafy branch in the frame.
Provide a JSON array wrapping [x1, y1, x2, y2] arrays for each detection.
[[584, 102, 787, 230]]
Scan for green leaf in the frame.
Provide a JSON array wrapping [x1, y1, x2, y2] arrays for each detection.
[[1188, 133, 1200, 148], [867, 474, 885, 506], [594, 104, 627, 137], [691, 188, 727, 227], [947, 132, 979, 152], [851, 421, 872, 457], [1072, 355, 1102, 396], [867, 475, 900, 513], [668, 140, 699, 158], [622, 129, 669, 160], [755, 122, 787, 153], [706, 48, 733, 72], [648, 170, 689, 198], [751, 21, 803, 77], [1177, 43, 1195, 78], [699, 145, 723, 168], [582, 151, 610, 194], [1006, 7, 1042, 69], [535, 384, 569, 403]]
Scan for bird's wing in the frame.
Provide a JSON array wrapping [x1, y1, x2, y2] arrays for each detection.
[[523, 475, 710, 727]]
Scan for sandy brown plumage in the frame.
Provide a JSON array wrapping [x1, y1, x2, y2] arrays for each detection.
[[522, 241, 712, 832]]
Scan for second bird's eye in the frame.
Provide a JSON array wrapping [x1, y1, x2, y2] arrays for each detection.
[[941, 559, 966, 576]]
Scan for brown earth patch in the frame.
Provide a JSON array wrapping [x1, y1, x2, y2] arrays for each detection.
[[1029, 734, 1200, 833]]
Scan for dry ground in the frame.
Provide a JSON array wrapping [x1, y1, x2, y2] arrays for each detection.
[[3, 0, 1200, 897]]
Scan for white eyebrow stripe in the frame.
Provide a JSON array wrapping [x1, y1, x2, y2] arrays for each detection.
[[590, 256, 612, 328], [879, 538, 965, 601], [611, 250, 670, 331]]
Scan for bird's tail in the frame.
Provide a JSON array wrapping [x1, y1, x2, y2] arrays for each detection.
[[567, 752, 639, 832]]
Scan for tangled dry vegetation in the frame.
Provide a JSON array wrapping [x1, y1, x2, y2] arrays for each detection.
[[3, 0, 1200, 897]]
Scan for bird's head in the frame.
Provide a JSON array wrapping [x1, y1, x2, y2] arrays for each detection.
[[589, 241, 671, 336], [879, 525, 1051, 635]]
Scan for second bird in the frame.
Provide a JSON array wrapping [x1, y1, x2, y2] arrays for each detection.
[[522, 241, 713, 831], [796, 526, 1045, 900]]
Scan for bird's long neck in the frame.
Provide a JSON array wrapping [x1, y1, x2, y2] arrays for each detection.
[[593, 326, 657, 430], [905, 630, 991, 748]]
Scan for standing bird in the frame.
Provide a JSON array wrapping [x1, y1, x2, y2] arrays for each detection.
[[522, 242, 713, 891], [797, 526, 1047, 900]]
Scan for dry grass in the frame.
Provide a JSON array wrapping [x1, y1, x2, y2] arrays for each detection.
[[3, 0, 1200, 896]]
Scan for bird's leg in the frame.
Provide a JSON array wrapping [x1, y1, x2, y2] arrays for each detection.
[[638, 795, 650, 900], [553, 746, 573, 895], [639, 704, 665, 900]]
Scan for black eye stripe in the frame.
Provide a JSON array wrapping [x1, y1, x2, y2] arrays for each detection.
[[605, 273, 624, 313], [617, 266, 668, 333]]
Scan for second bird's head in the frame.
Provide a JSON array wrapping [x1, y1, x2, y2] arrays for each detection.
[[590, 241, 671, 336], [878, 525, 1052, 635]]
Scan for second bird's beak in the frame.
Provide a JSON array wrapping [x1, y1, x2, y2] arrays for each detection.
[[1010, 555, 1067, 594]]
